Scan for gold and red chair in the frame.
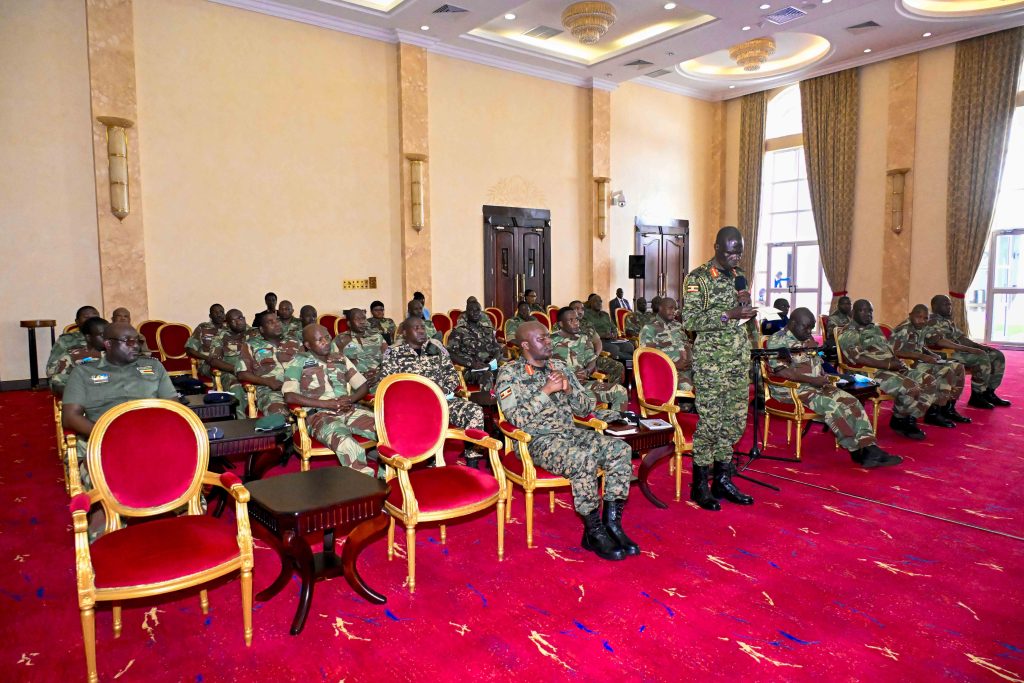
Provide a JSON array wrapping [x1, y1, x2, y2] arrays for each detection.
[[448, 309, 463, 326], [834, 327, 894, 432], [530, 310, 551, 330], [68, 399, 253, 682], [155, 322, 194, 376], [318, 313, 339, 338], [757, 350, 837, 460], [819, 314, 829, 339], [484, 307, 504, 333], [878, 323, 894, 340], [374, 374, 506, 593], [288, 404, 377, 472], [335, 317, 349, 336], [615, 308, 631, 336], [431, 312, 453, 338], [546, 305, 559, 329], [63, 322, 80, 334], [633, 347, 696, 502], [137, 320, 165, 354]]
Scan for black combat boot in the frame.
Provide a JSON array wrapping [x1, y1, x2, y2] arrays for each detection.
[[690, 464, 720, 511], [850, 448, 866, 464], [985, 390, 1011, 407], [942, 402, 972, 423], [860, 444, 903, 468], [601, 499, 639, 556], [968, 390, 994, 409], [890, 414, 926, 440], [580, 508, 626, 561], [711, 461, 754, 505], [924, 404, 955, 428]]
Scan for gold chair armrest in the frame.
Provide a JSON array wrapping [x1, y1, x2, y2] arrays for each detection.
[[639, 399, 679, 414], [590, 371, 607, 381], [675, 389, 695, 399], [573, 415, 608, 431], [212, 369, 223, 392], [499, 423, 531, 443], [377, 447, 413, 471], [445, 428, 502, 452], [202, 471, 251, 503], [65, 433, 83, 496], [242, 383, 258, 418]]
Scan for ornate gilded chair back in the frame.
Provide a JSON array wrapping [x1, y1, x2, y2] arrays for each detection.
[[530, 310, 551, 330], [431, 312, 453, 336], [634, 347, 678, 418], [138, 320, 166, 353], [156, 322, 194, 375], [374, 374, 450, 467], [615, 308, 630, 335]]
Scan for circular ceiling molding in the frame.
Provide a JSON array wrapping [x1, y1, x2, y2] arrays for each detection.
[[675, 32, 831, 83], [898, 0, 1024, 19]]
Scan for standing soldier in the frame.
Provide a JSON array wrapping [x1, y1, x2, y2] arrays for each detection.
[[46, 305, 99, 381], [208, 309, 250, 418], [447, 301, 503, 391], [893, 304, 971, 423], [639, 297, 694, 394], [283, 325, 377, 474], [50, 317, 108, 397], [680, 226, 757, 511], [236, 312, 302, 417], [276, 300, 303, 342], [496, 322, 637, 561], [551, 307, 628, 414], [185, 303, 227, 379], [331, 308, 388, 391], [926, 294, 1010, 409], [367, 300, 397, 344]]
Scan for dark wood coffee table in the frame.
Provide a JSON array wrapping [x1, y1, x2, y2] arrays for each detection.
[[183, 394, 238, 422], [246, 467, 390, 635], [604, 421, 678, 509]]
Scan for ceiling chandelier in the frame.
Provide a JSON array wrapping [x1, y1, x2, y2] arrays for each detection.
[[561, 2, 617, 45], [728, 36, 777, 71]]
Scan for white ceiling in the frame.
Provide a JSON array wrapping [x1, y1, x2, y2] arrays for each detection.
[[210, 0, 1024, 99]]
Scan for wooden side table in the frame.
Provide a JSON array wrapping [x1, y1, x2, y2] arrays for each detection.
[[605, 421, 677, 509], [246, 467, 390, 635], [19, 320, 56, 389]]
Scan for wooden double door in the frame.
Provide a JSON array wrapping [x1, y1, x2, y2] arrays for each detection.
[[483, 205, 551, 316], [634, 218, 689, 302]]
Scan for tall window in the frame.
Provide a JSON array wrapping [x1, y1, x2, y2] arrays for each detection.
[[753, 85, 833, 316]]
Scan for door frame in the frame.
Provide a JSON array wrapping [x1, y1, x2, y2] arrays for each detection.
[[764, 240, 824, 313], [633, 217, 689, 301], [483, 205, 552, 312], [982, 227, 1024, 346]]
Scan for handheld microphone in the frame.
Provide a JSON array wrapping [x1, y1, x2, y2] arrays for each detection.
[[733, 275, 752, 314], [734, 275, 747, 292]]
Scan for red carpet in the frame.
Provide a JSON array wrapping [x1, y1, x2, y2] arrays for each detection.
[[1, 356, 1023, 681]]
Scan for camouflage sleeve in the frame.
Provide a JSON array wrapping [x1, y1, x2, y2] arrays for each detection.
[[496, 369, 552, 430], [679, 273, 730, 332], [235, 342, 255, 374], [377, 348, 399, 380], [210, 338, 225, 362], [281, 358, 303, 395], [638, 324, 658, 348], [438, 357, 460, 394], [890, 327, 912, 355], [765, 333, 790, 373], [185, 327, 203, 354], [837, 329, 861, 362], [330, 334, 352, 355], [446, 330, 470, 365], [562, 361, 595, 416], [46, 344, 67, 378], [550, 339, 569, 363], [48, 352, 71, 384]]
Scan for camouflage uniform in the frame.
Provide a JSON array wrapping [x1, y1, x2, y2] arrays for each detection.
[[767, 329, 875, 451], [368, 317, 397, 344], [838, 321, 939, 418], [447, 319, 503, 390], [395, 318, 441, 346], [892, 320, 965, 404], [210, 329, 249, 418], [527, 303, 546, 313], [625, 311, 655, 338], [504, 316, 533, 341], [49, 347, 102, 393], [825, 311, 852, 346], [281, 353, 377, 474], [639, 318, 695, 393], [378, 340, 484, 433], [455, 314, 493, 330], [495, 357, 632, 515], [583, 309, 634, 364], [235, 335, 303, 417], [184, 322, 226, 378], [680, 260, 750, 466], [550, 329, 628, 413], [279, 317, 304, 343], [924, 313, 1005, 393], [46, 330, 86, 380], [331, 330, 387, 391]]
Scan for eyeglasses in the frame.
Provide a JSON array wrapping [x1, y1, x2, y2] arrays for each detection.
[[106, 336, 140, 345]]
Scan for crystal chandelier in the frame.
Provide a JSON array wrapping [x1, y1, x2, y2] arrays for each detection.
[[728, 37, 777, 72], [561, 2, 617, 45]]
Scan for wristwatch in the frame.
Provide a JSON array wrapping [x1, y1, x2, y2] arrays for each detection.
[[720, 313, 730, 324]]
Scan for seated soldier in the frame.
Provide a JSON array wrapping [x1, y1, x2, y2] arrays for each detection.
[[838, 299, 944, 440], [396, 298, 441, 346], [236, 312, 302, 417], [185, 303, 227, 379], [283, 325, 377, 474], [46, 305, 99, 383], [254, 291, 277, 327], [524, 288, 545, 313], [110, 308, 154, 356], [760, 298, 790, 337], [379, 316, 487, 466], [413, 290, 431, 319], [497, 322, 636, 561], [331, 307, 387, 391], [276, 300, 302, 342], [447, 300, 503, 391], [208, 309, 250, 418], [825, 296, 853, 346], [926, 294, 1010, 409], [571, 299, 624, 384], [638, 296, 694, 394], [367, 300, 396, 344], [624, 297, 652, 338], [504, 301, 534, 340], [893, 304, 971, 424], [583, 294, 634, 365], [769, 308, 901, 468], [551, 307, 628, 414], [50, 317, 108, 397]]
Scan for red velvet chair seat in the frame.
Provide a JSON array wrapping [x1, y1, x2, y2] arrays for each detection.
[[500, 451, 564, 480], [387, 466, 499, 513], [293, 432, 373, 449], [764, 397, 818, 419], [91, 516, 239, 588]]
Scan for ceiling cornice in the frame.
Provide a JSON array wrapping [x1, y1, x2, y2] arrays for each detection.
[[633, 76, 714, 101], [430, 39, 594, 89]]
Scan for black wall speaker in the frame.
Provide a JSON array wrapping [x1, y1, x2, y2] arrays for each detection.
[[628, 255, 645, 279]]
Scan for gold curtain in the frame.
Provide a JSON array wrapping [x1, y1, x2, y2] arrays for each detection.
[[946, 27, 1024, 332], [800, 68, 859, 305], [737, 91, 767, 276]]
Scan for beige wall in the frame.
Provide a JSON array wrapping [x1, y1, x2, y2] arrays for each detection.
[[0, 0, 100, 382], [134, 0, 402, 326], [609, 82, 716, 292]]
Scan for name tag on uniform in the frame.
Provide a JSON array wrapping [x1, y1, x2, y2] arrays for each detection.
[[686, 284, 700, 293], [137, 366, 155, 376], [91, 373, 110, 384], [499, 387, 512, 400]]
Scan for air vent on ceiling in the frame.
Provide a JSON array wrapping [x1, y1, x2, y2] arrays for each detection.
[[764, 6, 806, 25], [523, 25, 563, 40], [846, 20, 881, 34], [625, 59, 655, 68], [646, 68, 672, 78], [432, 4, 468, 13]]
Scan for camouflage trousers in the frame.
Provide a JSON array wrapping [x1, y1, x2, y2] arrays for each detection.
[[253, 386, 290, 417], [874, 367, 939, 418], [595, 355, 625, 385], [692, 338, 749, 466], [308, 407, 377, 475], [220, 374, 248, 419], [447, 397, 484, 430], [952, 348, 1005, 393], [530, 429, 632, 515], [678, 369, 694, 394], [918, 360, 965, 404], [796, 385, 875, 452], [584, 379, 628, 411]]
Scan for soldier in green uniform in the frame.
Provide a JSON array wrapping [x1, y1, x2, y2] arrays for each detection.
[[570, 300, 625, 384], [680, 226, 757, 511], [496, 322, 637, 561], [236, 312, 302, 417], [447, 301, 503, 391], [253, 292, 277, 328], [299, 304, 319, 331], [185, 303, 227, 379], [283, 324, 377, 474], [46, 305, 99, 382], [825, 296, 853, 347], [639, 297, 694, 394], [276, 300, 303, 342], [504, 302, 535, 340], [50, 317, 108, 396], [551, 307, 628, 414], [331, 308, 387, 391], [454, 297, 494, 330], [524, 289, 545, 313], [838, 299, 945, 439], [396, 299, 440, 346], [768, 309, 902, 468], [892, 304, 971, 423], [583, 294, 634, 365], [926, 294, 1010, 409], [624, 297, 652, 338], [110, 308, 154, 357], [209, 309, 250, 418], [368, 300, 397, 344]]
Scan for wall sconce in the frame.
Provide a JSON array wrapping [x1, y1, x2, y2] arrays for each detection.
[[594, 176, 610, 240], [886, 168, 910, 235], [96, 116, 134, 221], [406, 153, 427, 232]]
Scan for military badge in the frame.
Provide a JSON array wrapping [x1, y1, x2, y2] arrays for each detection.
[[91, 373, 110, 384], [137, 365, 155, 376]]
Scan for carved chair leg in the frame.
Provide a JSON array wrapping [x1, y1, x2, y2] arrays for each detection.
[[81, 606, 98, 683], [674, 453, 682, 502], [241, 568, 253, 646], [497, 499, 505, 561], [872, 400, 880, 433], [439, 524, 447, 545], [387, 517, 395, 560], [525, 489, 535, 548], [300, 452, 310, 473], [505, 481, 513, 521], [549, 490, 555, 513], [199, 589, 209, 615], [406, 525, 416, 594], [112, 604, 122, 638], [796, 420, 803, 461], [786, 420, 792, 444], [763, 414, 771, 447]]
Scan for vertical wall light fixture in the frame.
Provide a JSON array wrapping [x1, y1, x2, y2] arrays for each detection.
[[96, 116, 134, 221], [406, 153, 428, 232], [886, 167, 909, 235], [594, 176, 610, 239]]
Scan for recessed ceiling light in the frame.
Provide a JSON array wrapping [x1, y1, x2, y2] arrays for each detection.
[[420, 25, 429, 31], [664, 2, 677, 9], [666, 51, 675, 56], [922, 32, 932, 37], [742, 25, 751, 30], [729, 85, 736, 89], [822, 0, 832, 3], [504, 13, 516, 20], [760, 3, 770, 8], [863, 48, 872, 53]]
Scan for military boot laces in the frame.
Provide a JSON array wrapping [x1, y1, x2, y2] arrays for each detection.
[[690, 464, 720, 511], [985, 390, 1011, 407], [924, 404, 955, 428], [581, 508, 626, 561], [601, 499, 639, 556], [942, 402, 972, 423], [711, 461, 754, 505]]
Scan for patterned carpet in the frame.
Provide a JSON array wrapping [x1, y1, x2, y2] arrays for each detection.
[[0, 356, 1022, 682]]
